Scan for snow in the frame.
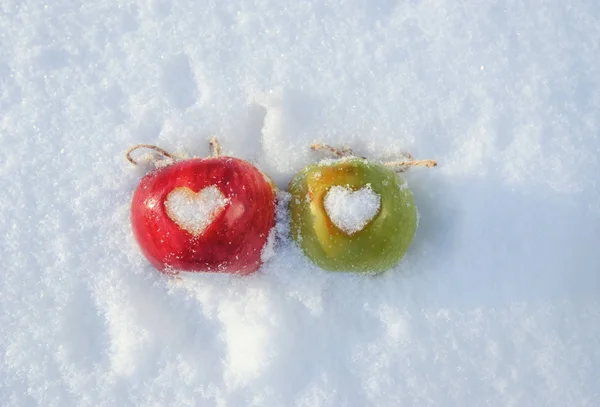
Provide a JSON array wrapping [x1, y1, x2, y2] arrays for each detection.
[[164, 185, 229, 236], [2, 0, 600, 406], [260, 229, 277, 263], [323, 184, 381, 235], [261, 191, 291, 264]]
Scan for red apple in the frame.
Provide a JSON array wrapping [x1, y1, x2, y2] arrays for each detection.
[[131, 156, 276, 275]]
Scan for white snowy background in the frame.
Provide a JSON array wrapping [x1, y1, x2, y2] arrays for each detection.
[[1, 0, 599, 405]]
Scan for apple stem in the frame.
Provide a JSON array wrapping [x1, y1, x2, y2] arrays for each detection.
[[209, 137, 222, 157], [125, 144, 177, 166], [310, 143, 354, 157], [384, 153, 438, 172]]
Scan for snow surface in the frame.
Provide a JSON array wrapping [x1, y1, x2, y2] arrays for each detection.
[[2, 0, 600, 406], [324, 184, 381, 235], [165, 186, 229, 236]]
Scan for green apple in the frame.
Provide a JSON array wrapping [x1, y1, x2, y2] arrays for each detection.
[[288, 157, 417, 273]]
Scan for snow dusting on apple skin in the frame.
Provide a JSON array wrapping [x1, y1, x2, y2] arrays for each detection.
[[323, 184, 381, 235], [164, 185, 229, 236], [317, 156, 370, 167]]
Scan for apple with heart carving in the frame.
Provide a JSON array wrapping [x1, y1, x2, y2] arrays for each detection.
[[127, 140, 276, 275], [288, 144, 436, 273]]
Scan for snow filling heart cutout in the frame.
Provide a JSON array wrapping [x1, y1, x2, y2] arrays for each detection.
[[165, 186, 229, 236], [323, 184, 381, 235]]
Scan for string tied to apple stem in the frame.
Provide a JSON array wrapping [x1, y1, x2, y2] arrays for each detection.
[[383, 153, 438, 172], [125, 144, 178, 167], [310, 142, 437, 172], [126, 137, 224, 167], [310, 143, 355, 158]]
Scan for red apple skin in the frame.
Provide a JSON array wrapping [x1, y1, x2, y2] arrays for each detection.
[[131, 157, 276, 275]]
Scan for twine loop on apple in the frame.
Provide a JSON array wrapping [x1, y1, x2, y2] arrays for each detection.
[[126, 138, 225, 168], [125, 144, 178, 167], [310, 143, 437, 172], [310, 143, 355, 158], [383, 152, 437, 172]]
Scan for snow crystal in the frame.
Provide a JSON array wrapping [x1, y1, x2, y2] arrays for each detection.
[[397, 179, 409, 191], [164, 186, 229, 236], [323, 184, 381, 235]]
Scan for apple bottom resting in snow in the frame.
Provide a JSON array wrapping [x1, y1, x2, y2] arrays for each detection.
[[288, 158, 418, 273], [131, 157, 276, 275]]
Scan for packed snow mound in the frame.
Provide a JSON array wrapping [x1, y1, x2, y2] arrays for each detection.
[[165, 186, 229, 236], [324, 184, 381, 235]]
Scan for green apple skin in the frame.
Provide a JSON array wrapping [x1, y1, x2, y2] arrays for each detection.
[[288, 158, 417, 273]]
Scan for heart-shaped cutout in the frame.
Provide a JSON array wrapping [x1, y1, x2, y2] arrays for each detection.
[[323, 184, 381, 235], [165, 186, 229, 236]]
